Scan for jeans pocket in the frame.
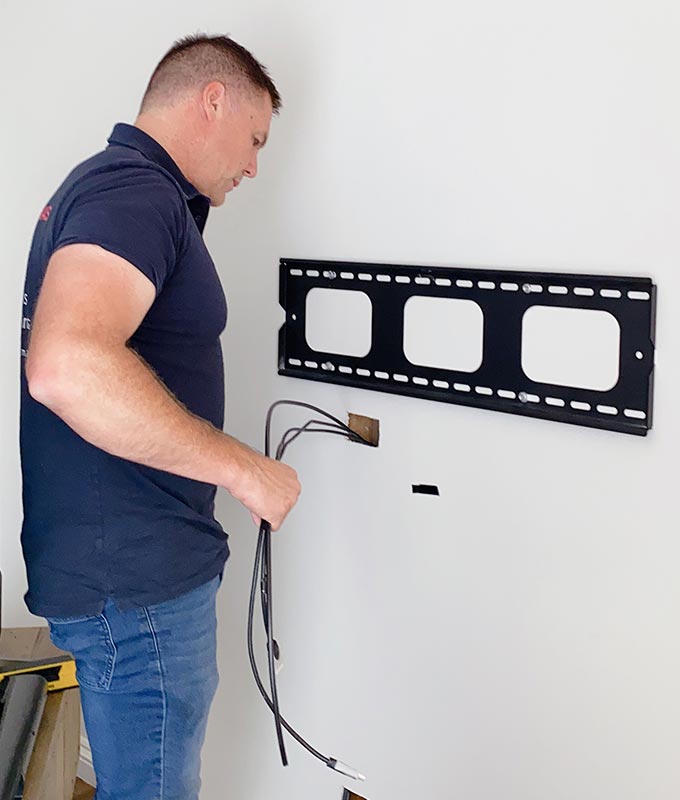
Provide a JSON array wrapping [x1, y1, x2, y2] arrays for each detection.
[[46, 613, 117, 691]]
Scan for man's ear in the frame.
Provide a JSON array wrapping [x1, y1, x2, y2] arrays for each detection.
[[201, 81, 227, 120]]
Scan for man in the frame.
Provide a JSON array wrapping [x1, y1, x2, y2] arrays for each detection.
[[20, 34, 300, 799]]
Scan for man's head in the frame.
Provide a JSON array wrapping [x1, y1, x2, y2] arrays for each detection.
[[136, 34, 281, 206]]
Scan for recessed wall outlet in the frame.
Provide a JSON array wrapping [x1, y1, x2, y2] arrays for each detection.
[[343, 790, 369, 800], [347, 413, 380, 447]]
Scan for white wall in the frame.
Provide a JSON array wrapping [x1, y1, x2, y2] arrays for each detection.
[[2, 1, 679, 798]]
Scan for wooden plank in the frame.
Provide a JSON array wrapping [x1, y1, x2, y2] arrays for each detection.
[[23, 688, 80, 800], [73, 778, 95, 800]]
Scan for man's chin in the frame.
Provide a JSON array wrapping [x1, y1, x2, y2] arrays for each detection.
[[209, 193, 227, 208]]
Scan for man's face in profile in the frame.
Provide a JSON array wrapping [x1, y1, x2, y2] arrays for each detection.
[[204, 88, 272, 207]]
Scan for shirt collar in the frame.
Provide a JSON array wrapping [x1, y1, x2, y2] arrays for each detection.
[[107, 123, 207, 203]]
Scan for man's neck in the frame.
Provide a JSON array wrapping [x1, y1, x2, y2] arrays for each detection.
[[134, 111, 202, 189]]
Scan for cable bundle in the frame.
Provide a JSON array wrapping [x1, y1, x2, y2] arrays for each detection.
[[247, 400, 370, 780]]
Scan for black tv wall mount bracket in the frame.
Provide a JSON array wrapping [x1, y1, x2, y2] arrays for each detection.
[[278, 259, 656, 436]]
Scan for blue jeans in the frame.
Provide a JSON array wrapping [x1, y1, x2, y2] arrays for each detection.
[[46, 574, 221, 800]]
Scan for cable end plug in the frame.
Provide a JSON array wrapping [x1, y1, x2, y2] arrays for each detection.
[[328, 759, 366, 781]]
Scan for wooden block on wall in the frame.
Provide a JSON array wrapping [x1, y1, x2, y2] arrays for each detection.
[[23, 687, 81, 800]]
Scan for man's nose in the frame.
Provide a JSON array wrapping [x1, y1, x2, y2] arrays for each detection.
[[243, 154, 258, 179]]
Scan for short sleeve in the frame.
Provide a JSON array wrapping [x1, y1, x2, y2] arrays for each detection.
[[53, 166, 186, 294]]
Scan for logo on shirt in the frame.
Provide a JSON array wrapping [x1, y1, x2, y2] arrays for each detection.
[[39, 205, 53, 222]]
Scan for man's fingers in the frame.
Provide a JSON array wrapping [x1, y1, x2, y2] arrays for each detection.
[[233, 452, 301, 533]]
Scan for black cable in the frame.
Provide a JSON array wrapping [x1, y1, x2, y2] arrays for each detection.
[[275, 412, 367, 460], [247, 514, 329, 762], [266, 411, 363, 763], [276, 420, 331, 460], [268, 416, 363, 763], [263, 520, 287, 764], [246, 401, 371, 777], [277, 423, 365, 460], [261, 421, 356, 765], [265, 400, 369, 458]]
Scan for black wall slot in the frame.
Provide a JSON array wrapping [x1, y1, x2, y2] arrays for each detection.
[[278, 258, 656, 436], [412, 484, 440, 496]]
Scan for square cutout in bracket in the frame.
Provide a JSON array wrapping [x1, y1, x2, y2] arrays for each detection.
[[404, 296, 484, 373], [522, 306, 621, 391], [305, 287, 372, 358]]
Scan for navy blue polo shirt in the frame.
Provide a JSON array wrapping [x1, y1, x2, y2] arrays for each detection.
[[20, 123, 230, 618]]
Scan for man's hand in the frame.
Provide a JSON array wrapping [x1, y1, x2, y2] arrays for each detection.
[[227, 449, 301, 531]]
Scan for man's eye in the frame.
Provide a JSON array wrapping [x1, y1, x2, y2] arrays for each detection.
[[253, 138, 261, 147]]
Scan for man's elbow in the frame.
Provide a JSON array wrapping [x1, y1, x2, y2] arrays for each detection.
[[25, 348, 76, 412]]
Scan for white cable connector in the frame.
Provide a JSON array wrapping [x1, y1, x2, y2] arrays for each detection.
[[328, 759, 366, 781]]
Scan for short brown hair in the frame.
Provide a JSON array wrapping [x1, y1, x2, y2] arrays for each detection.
[[141, 34, 282, 113]]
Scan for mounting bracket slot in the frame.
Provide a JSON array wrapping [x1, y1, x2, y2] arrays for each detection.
[[278, 258, 656, 436]]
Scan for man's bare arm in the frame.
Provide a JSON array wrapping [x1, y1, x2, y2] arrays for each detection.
[[25, 243, 299, 530]]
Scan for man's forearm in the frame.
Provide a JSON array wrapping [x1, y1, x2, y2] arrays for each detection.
[[26, 336, 256, 493]]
